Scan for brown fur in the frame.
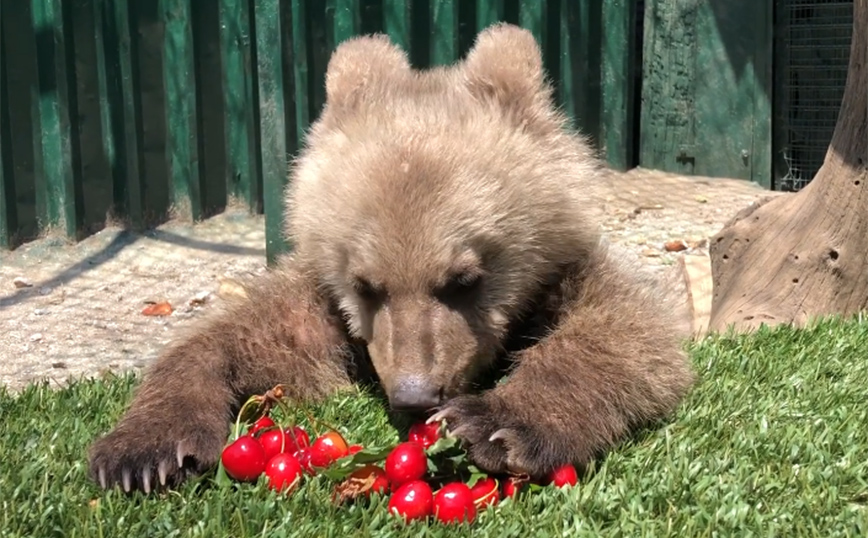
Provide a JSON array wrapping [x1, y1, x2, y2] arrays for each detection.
[[88, 24, 695, 492]]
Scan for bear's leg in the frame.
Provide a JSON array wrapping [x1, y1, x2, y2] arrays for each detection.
[[432, 245, 696, 477], [88, 256, 353, 493]]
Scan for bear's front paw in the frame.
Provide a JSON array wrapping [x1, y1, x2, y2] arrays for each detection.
[[88, 412, 228, 494], [429, 393, 564, 478]]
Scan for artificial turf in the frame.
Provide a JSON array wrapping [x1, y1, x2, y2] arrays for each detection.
[[1, 316, 867, 537]]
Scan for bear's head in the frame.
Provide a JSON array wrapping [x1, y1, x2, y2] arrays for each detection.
[[285, 24, 604, 412]]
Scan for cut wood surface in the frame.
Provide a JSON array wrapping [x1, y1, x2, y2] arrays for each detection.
[[680, 255, 713, 338]]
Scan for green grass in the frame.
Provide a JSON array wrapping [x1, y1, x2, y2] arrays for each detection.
[[2, 317, 868, 537]]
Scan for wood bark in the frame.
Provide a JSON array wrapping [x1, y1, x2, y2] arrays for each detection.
[[708, 0, 868, 333]]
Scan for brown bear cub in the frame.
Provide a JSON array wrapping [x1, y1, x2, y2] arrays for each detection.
[[88, 23, 695, 493]]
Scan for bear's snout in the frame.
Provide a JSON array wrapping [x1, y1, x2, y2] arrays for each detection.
[[388, 375, 443, 412]]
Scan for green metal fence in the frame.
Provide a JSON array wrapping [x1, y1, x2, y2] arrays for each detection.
[[0, 0, 639, 262], [773, 0, 853, 192]]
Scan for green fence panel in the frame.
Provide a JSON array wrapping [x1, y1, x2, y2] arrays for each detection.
[[639, 0, 773, 186], [477, 0, 505, 30], [328, 0, 360, 45], [601, 0, 637, 171], [257, 0, 289, 265], [560, 0, 602, 145], [383, 0, 411, 52], [519, 0, 548, 46], [289, 0, 310, 144], [307, 3, 331, 123], [131, 1, 173, 224], [559, 2, 576, 129], [0, 1, 9, 247], [70, 0, 116, 235], [102, 0, 144, 228], [162, 0, 202, 219], [430, 0, 459, 65], [4, 1, 45, 245], [32, 0, 78, 240], [0, 0, 644, 258], [190, 1, 230, 219], [220, 0, 261, 212]]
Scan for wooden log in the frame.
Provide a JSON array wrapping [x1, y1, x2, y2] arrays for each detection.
[[679, 254, 713, 338]]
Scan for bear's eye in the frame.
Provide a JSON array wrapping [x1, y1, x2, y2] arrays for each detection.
[[352, 277, 385, 302], [434, 271, 482, 303]]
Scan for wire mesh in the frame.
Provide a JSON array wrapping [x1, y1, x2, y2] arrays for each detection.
[[776, 0, 853, 192]]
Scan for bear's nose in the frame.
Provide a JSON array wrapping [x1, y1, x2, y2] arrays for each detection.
[[389, 376, 442, 412]]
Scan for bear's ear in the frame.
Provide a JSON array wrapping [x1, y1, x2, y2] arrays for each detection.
[[324, 34, 411, 113], [463, 23, 547, 111]]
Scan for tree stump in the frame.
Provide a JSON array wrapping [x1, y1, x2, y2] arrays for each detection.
[[708, 0, 868, 333]]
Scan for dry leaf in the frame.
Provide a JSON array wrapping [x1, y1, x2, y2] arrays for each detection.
[[13, 276, 33, 288], [189, 290, 211, 306], [664, 240, 688, 252], [332, 469, 383, 505], [142, 301, 173, 316]]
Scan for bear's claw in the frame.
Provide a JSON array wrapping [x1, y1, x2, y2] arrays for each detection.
[[487, 428, 510, 443], [88, 414, 226, 494], [431, 393, 533, 475]]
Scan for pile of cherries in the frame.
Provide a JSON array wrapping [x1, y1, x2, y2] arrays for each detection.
[[218, 386, 579, 525]]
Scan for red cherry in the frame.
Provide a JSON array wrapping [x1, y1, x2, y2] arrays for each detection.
[[257, 428, 288, 461], [384, 441, 427, 488], [348, 444, 364, 455], [469, 477, 500, 508], [433, 482, 477, 524], [221, 435, 267, 482], [293, 447, 316, 475], [283, 425, 310, 452], [548, 463, 578, 488], [348, 464, 390, 496], [502, 476, 525, 498], [408, 421, 441, 449], [264, 453, 303, 493], [248, 416, 275, 436], [388, 479, 434, 522], [309, 431, 350, 468]]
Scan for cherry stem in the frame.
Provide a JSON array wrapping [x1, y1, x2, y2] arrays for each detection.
[[229, 384, 297, 441], [273, 384, 347, 440], [265, 384, 297, 420], [232, 393, 265, 440], [229, 383, 349, 445]]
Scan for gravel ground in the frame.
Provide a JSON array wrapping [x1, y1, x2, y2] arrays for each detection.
[[0, 168, 786, 392]]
